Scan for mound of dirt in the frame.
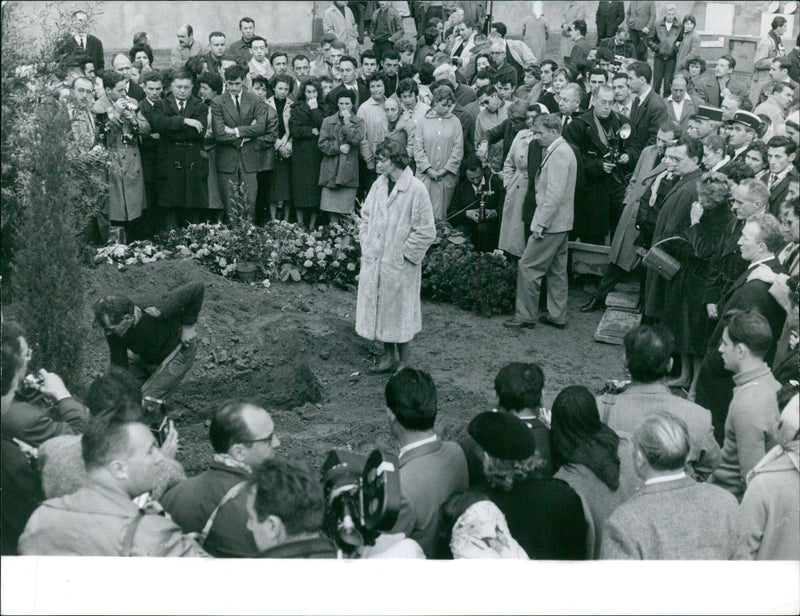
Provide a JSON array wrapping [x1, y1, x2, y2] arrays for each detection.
[[76, 257, 624, 475]]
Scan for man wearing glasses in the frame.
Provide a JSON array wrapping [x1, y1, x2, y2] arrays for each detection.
[[161, 399, 281, 558]]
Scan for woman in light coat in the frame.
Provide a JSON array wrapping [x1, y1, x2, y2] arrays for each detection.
[[498, 101, 538, 258], [355, 139, 436, 373], [413, 84, 464, 221], [92, 69, 150, 241], [318, 88, 365, 224]]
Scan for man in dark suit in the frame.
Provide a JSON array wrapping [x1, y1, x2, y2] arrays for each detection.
[[56, 10, 104, 72], [642, 137, 704, 323], [765, 136, 799, 216], [150, 70, 209, 229], [324, 55, 368, 116], [385, 368, 468, 558], [625, 61, 667, 161], [211, 65, 267, 221], [111, 53, 146, 102], [138, 71, 164, 235], [565, 84, 631, 245], [695, 214, 787, 443], [694, 54, 748, 108], [728, 110, 760, 163], [596, 0, 625, 41]]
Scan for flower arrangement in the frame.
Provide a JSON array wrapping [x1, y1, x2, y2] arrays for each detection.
[[93, 221, 516, 316]]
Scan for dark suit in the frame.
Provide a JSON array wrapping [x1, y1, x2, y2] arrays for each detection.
[[625, 88, 667, 161], [138, 97, 162, 231], [57, 33, 104, 71], [565, 109, 630, 242], [642, 167, 702, 320], [694, 75, 748, 108], [767, 168, 799, 217], [448, 170, 503, 252], [150, 94, 209, 220], [696, 257, 787, 443], [596, 0, 625, 40], [127, 81, 146, 103], [325, 82, 369, 117], [211, 90, 268, 219]]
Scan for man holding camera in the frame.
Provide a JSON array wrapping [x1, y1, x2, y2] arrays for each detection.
[[1, 322, 88, 448], [93, 281, 204, 401], [564, 84, 630, 245]]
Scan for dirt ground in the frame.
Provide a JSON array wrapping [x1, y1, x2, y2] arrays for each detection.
[[81, 257, 624, 475]]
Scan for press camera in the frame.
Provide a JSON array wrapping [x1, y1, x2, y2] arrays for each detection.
[[321, 449, 401, 555]]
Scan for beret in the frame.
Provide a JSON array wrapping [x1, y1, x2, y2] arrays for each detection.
[[696, 105, 722, 122], [468, 412, 536, 461], [731, 110, 761, 132]]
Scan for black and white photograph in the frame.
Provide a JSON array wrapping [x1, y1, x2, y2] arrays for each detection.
[[1, 1, 798, 614]]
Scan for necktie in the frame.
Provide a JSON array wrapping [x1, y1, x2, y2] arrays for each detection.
[[770, 173, 778, 189], [235, 95, 241, 115], [631, 96, 640, 119]]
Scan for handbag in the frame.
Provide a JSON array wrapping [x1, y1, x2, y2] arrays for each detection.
[[642, 236, 690, 281]]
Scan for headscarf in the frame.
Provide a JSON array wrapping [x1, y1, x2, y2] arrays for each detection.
[[748, 393, 800, 484], [450, 500, 529, 559], [550, 385, 621, 490]]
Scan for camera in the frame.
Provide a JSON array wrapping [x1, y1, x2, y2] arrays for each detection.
[[321, 449, 401, 555], [604, 122, 632, 166]]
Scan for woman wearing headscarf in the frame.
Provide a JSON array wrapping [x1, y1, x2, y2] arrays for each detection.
[[735, 384, 799, 560], [413, 83, 464, 221], [550, 385, 642, 559]]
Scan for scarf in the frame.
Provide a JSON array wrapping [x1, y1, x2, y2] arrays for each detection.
[[213, 452, 252, 474]]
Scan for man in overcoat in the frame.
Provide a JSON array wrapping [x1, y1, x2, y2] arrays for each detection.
[[212, 65, 268, 221], [564, 84, 630, 244], [600, 412, 739, 559], [151, 70, 209, 228], [642, 137, 703, 322]]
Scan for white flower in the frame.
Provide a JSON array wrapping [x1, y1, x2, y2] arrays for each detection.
[[347, 262, 356, 271], [331, 260, 340, 268], [303, 259, 313, 268]]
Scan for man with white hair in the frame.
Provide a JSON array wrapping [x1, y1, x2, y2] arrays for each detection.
[[432, 62, 475, 106], [487, 26, 536, 83], [600, 412, 739, 559]]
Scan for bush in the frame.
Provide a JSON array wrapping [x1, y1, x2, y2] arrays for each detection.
[[8, 91, 88, 389], [421, 225, 516, 315]]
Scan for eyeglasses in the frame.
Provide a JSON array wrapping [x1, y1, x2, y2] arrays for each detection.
[[240, 431, 276, 445]]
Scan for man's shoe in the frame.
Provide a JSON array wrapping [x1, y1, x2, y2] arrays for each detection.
[[580, 297, 604, 312], [503, 318, 536, 329], [539, 314, 567, 329]]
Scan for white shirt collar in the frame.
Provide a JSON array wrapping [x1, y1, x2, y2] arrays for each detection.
[[398, 434, 438, 457], [645, 470, 686, 486], [749, 254, 774, 268], [770, 165, 792, 183], [638, 85, 652, 102]]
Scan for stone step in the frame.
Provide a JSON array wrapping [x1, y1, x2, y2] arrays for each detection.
[[594, 308, 642, 345]]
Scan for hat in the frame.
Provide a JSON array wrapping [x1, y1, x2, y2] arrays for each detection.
[[786, 110, 800, 131], [696, 105, 723, 122], [731, 110, 762, 132], [468, 412, 536, 460]]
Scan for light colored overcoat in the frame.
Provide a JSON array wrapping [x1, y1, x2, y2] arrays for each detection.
[[356, 167, 436, 343]]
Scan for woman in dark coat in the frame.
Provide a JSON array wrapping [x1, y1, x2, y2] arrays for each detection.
[[267, 74, 294, 222], [660, 171, 732, 392], [289, 77, 324, 229], [439, 412, 587, 560]]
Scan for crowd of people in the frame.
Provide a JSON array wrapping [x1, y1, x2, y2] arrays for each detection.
[[2, 1, 799, 563]]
